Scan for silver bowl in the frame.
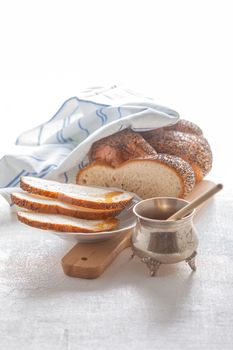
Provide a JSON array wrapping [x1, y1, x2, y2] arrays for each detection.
[[131, 197, 198, 276]]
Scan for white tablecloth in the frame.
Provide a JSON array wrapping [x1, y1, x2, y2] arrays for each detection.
[[0, 179, 232, 350], [1, 0, 232, 347]]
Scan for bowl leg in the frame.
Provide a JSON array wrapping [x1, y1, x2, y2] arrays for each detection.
[[185, 251, 197, 271], [141, 257, 161, 276]]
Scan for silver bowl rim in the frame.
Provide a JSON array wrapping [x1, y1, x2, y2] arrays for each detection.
[[133, 196, 196, 223]]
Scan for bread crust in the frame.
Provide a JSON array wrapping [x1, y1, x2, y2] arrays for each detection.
[[17, 212, 118, 233], [12, 193, 122, 220], [20, 177, 133, 210], [164, 119, 203, 136], [149, 154, 195, 197], [142, 131, 212, 182], [140, 119, 203, 138], [76, 155, 195, 198], [90, 128, 157, 166]]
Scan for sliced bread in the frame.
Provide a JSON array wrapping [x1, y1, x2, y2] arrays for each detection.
[[12, 192, 123, 220], [76, 155, 196, 199], [17, 211, 118, 233], [20, 176, 133, 209]]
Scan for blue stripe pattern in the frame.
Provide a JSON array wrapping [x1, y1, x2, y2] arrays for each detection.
[[78, 160, 87, 170], [5, 170, 27, 187], [5, 164, 59, 188], [77, 119, 89, 136], [118, 124, 124, 131], [37, 164, 57, 178], [76, 97, 110, 108], [99, 108, 108, 123], [96, 110, 105, 125], [118, 107, 122, 118], [56, 104, 80, 143], [57, 130, 67, 144]]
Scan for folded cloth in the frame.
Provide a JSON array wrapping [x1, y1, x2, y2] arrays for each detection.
[[0, 85, 179, 205]]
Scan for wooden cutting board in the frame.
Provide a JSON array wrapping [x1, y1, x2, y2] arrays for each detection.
[[61, 180, 215, 279]]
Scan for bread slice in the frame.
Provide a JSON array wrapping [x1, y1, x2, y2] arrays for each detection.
[[20, 176, 133, 209], [77, 155, 195, 199], [12, 192, 123, 220], [17, 211, 118, 233]]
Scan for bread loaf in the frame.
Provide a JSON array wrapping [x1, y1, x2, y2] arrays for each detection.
[[77, 155, 195, 199]]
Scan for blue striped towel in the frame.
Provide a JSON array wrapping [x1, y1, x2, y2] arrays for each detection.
[[0, 85, 179, 205]]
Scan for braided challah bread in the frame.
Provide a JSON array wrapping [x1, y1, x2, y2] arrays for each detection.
[[76, 119, 212, 199]]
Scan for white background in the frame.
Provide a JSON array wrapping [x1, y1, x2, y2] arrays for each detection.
[[0, 0, 232, 184], [1, 2, 233, 350]]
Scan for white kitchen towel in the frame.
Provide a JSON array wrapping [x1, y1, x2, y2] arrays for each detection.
[[0, 85, 179, 204]]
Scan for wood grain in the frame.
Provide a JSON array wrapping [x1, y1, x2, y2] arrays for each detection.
[[61, 180, 215, 279], [61, 229, 132, 279]]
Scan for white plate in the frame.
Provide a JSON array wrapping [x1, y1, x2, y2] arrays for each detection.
[[48, 194, 141, 243]]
